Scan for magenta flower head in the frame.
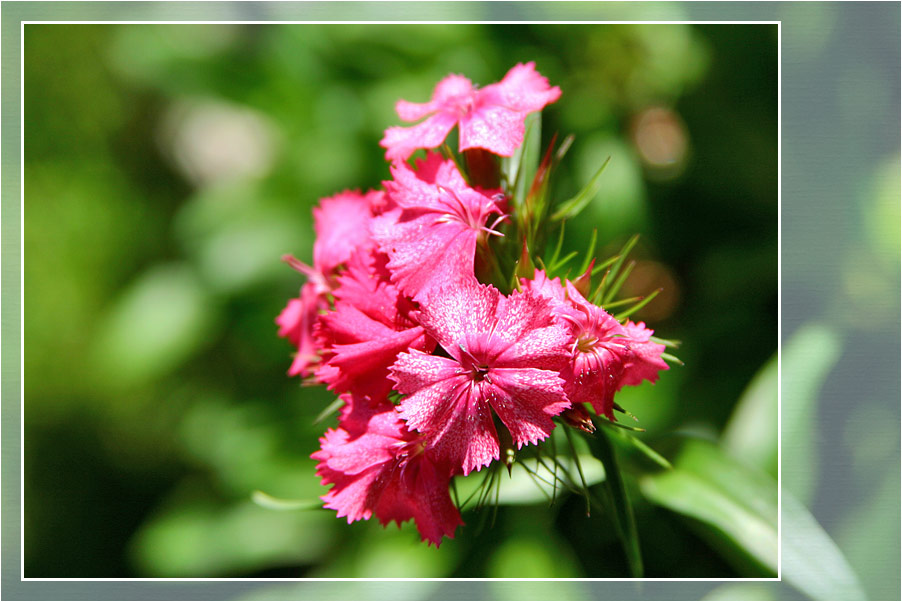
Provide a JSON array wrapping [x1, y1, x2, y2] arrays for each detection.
[[315, 247, 435, 403], [276, 189, 383, 377], [279, 63, 679, 550], [523, 271, 669, 419], [380, 62, 561, 161], [373, 151, 506, 302], [312, 396, 463, 546], [390, 277, 571, 476]]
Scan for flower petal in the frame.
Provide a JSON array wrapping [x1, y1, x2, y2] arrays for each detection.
[[479, 62, 562, 113], [319, 326, 429, 399], [417, 278, 500, 350], [424, 382, 500, 475], [620, 321, 669, 387], [488, 367, 569, 448], [374, 210, 482, 303], [380, 111, 459, 161], [312, 190, 376, 274], [458, 104, 525, 156]]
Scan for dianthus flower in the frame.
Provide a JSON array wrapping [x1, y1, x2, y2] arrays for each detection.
[[312, 396, 463, 546], [276, 190, 383, 377], [280, 63, 678, 550], [380, 62, 561, 161], [315, 247, 435, 402], [390, 277, 571, 475], [373, 151, 505, 302], [523, 271, 669, 419]]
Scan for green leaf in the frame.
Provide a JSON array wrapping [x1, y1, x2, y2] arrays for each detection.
[[780, 323, 841, 505], [587, 425, 643, 577], [592, 234, 639, 304], [251, 491, 321, 511], [601, 425, 673, 470], [487, 533, 582, 580], [578, 228, 598, 276], [504, 112, 542, 211], [602, 260, 635, 306], [638, 438, 777, 576], [551, 155, 611, 221], [782, 488, 867, 601], [613, 288, 662, 322], [313, 397, 344, 425], [721, 352, 778, 478], [131, 497, 333, 577]]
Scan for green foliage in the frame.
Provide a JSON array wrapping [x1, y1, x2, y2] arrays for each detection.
[[587, 426, 643, 577], [780, 324, 842, 505], [551, 155, 611, 221], [638, 438, 778, 577], [782, 490, 866, 601]]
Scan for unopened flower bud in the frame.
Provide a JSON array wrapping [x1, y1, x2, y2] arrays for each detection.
[[561, 404, 596, 433]]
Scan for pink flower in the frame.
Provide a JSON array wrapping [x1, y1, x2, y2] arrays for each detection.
[[619, 320, 671, 388], [315, 248, 434, 401], [312, 396, 462, 546], [373, 152, 506, 301], [312, 189, 383, 274], [278, 190, 382, 377], [276, 281, 327, 377], [390, 278, 571, 475], [380, 62, 561, 161], [523, 272, 668, 419]]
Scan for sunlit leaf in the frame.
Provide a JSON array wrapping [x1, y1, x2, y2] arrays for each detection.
[[453, 454, 604, 507], [638, 438, 777, 576], [131, 497, 333, 577], [782, 488, 866, 601], [721, 352, 778, 478], [251, 491, 321, 511], [781, 323, 841, 504]]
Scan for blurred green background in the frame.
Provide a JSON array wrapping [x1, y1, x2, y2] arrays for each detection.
[[23, 22, 777, 580], [12, 18, 878, 593]]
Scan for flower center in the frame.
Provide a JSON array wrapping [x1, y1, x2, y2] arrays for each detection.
[[471, 364, 490, 382], [576, 333, 599, 353], [453, 95, 475, 117], [456, 340, 493, 383]]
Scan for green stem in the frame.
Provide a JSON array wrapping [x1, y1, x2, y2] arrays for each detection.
[[587, 424, 644, 578]]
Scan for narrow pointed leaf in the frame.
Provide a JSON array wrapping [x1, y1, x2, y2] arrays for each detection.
[[313, 397, 345, 424], [591, 254, 619, 276], [508, 112, 542, 211], [661, 352, 684, 365], [554, 134, 575, 163], [578, 228, 598, 276], [601, 425, 673, 470], [649, 335, 679, 348], [251, 491, 322, 511], [614, 288, 662, 321], [551, 156, 611, 221], [597, 234, 639, 302], [603, 260, 636, 305], [548, 221, 567, 268]]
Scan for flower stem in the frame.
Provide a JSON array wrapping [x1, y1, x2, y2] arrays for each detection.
[[587, 423, 644, 578]]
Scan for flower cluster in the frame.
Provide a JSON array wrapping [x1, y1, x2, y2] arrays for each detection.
[[277, 63, 669, 546]]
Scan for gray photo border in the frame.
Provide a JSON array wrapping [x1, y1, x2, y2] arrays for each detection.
[[3, 2, 900, 600]]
